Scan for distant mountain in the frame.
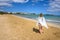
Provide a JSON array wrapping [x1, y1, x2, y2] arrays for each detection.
[[44, 14, 55, 16]]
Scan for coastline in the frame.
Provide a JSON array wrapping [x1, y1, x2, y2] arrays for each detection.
[[12, 15, 60, 28], [0, 14, 60, 40]]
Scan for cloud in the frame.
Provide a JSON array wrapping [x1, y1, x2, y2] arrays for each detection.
[[47, 0, 60, 12], [0, 0, 9, 1], [32, 0, 44, 2], [0, 0, 12, 6], [0, 0, 29, 7], [12, 0, 29, 3], [0, 0, 29, 12], [0, 2, 12, 6], [0, 9, 4, 11]]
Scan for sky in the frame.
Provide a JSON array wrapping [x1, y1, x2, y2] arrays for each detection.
[[0, 0, 60, 15]]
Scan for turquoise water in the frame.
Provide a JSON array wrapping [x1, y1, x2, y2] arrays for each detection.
[[15, 14, 60, 25]]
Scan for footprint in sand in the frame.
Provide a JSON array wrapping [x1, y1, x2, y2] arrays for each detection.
[[53, 32, 60, 38]]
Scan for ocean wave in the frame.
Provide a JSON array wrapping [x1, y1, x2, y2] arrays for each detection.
[[46, 19, 60, 23]]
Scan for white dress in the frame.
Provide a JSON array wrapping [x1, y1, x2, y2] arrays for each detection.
[[36, 17, 48, 29]]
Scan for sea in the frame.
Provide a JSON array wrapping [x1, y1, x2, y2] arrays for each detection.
[[14, 14, 60, 25]]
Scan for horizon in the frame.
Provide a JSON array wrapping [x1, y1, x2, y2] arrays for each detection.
[[0, 11, 60, 16], [0, 0, 60, 15]]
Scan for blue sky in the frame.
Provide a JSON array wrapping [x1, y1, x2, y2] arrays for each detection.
[[0, 0, 60, 15]]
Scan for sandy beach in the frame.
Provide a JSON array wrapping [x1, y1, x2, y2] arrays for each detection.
[[0, 14, 60, 40]]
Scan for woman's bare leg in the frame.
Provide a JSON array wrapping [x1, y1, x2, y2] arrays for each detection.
[[38, 23, 43, 34]]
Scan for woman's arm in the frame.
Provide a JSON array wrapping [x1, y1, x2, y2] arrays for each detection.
[[43, 17, 48, 29]]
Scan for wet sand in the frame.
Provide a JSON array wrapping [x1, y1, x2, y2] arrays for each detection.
[[0, 14, 60, 40]]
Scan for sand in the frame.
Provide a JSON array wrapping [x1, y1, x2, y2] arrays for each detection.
[[0, 14, 60, 40]]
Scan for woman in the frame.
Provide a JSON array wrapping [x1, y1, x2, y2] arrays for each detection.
[[36, 13, 48, 34]]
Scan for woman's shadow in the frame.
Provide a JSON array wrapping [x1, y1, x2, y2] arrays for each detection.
[[33, 28, 40, 33]]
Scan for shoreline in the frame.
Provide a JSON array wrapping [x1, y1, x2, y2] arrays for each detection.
[[0, 14, 60, 40], [12, 15, 60, 28]]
